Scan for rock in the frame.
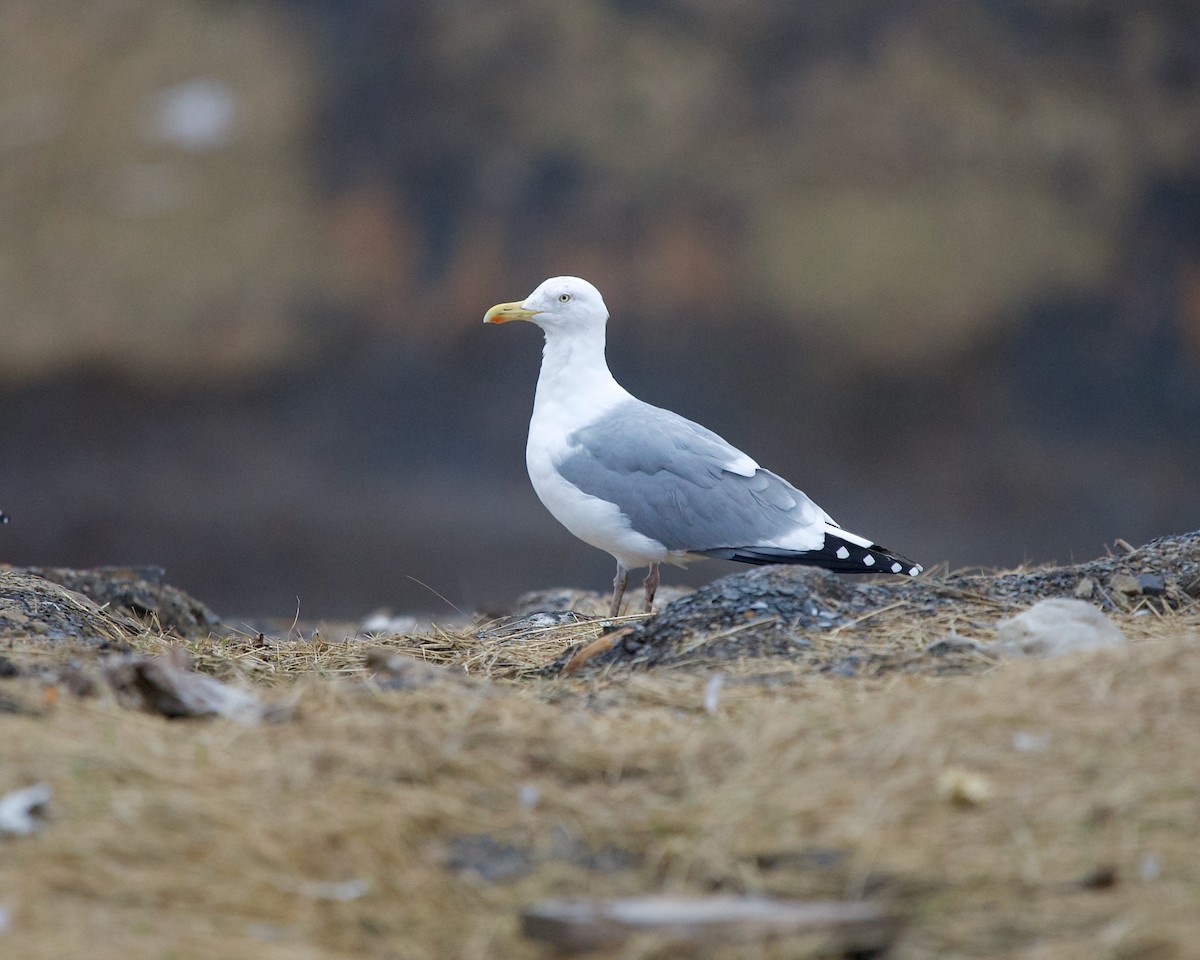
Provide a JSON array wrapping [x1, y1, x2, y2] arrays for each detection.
[[1135, 573, 1166, 596], [994, 598, 1126, 658], [1108, 573, 1142, 597], [101, 647, 285, 723]]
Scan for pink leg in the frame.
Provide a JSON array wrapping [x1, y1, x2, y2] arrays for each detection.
[[609, 562, 629, 617], [642, 563, 660, 613]]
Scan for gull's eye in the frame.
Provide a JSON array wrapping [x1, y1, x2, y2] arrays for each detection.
[[558, 293, 572, 303]]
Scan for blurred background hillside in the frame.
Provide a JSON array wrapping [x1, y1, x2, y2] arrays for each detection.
[[2, 0, 1198, 618]]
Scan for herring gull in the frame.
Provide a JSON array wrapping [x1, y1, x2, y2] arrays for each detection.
[[485, 277, 922, 616]]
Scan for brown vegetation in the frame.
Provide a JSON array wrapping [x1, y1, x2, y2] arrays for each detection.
[[1, 543, 1198, 958]]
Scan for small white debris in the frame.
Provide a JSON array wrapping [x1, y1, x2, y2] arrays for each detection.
[[703, 674, 725, 715], [0, 783, 51, 837], [518, 783, 540, 810], [144, 79, 236, 150], [1138, 853, 1162, 882], [835, 546, 850, 560], [993, 599, 1126, 658], [0, 901, 10, 933], [1012, 731, 1050, 753]]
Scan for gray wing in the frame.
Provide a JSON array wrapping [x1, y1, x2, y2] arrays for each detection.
[[555, 399, 833, 552]]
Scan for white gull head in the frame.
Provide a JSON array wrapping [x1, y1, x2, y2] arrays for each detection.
[[483, 276, 608, 334]]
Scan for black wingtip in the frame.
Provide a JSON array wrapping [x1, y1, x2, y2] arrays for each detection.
[[699, 533, 922, 577]]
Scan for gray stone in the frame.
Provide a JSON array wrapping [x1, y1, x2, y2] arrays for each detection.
[[1135, 573, 1166, 596]]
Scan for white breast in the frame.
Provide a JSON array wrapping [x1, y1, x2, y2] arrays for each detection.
[[526, 439, 671, 569], [525, 378, 675, 569]]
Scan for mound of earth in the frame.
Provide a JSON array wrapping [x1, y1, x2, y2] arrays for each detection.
[[0, 566, 221, 642], [579, 531, 1200, 671], [0, 570, 138, 646]]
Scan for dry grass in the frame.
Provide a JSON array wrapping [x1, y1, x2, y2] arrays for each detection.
[[1, 602, 1198, 959]]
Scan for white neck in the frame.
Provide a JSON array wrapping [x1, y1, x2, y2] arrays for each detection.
[[531, 324, 629, 432]]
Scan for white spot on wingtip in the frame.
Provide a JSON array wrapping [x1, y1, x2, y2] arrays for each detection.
[[835, 546, 850, 560], [909, 565, 922, 576], [862, 555, 875, 566], [891, 562, 903, 573]]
